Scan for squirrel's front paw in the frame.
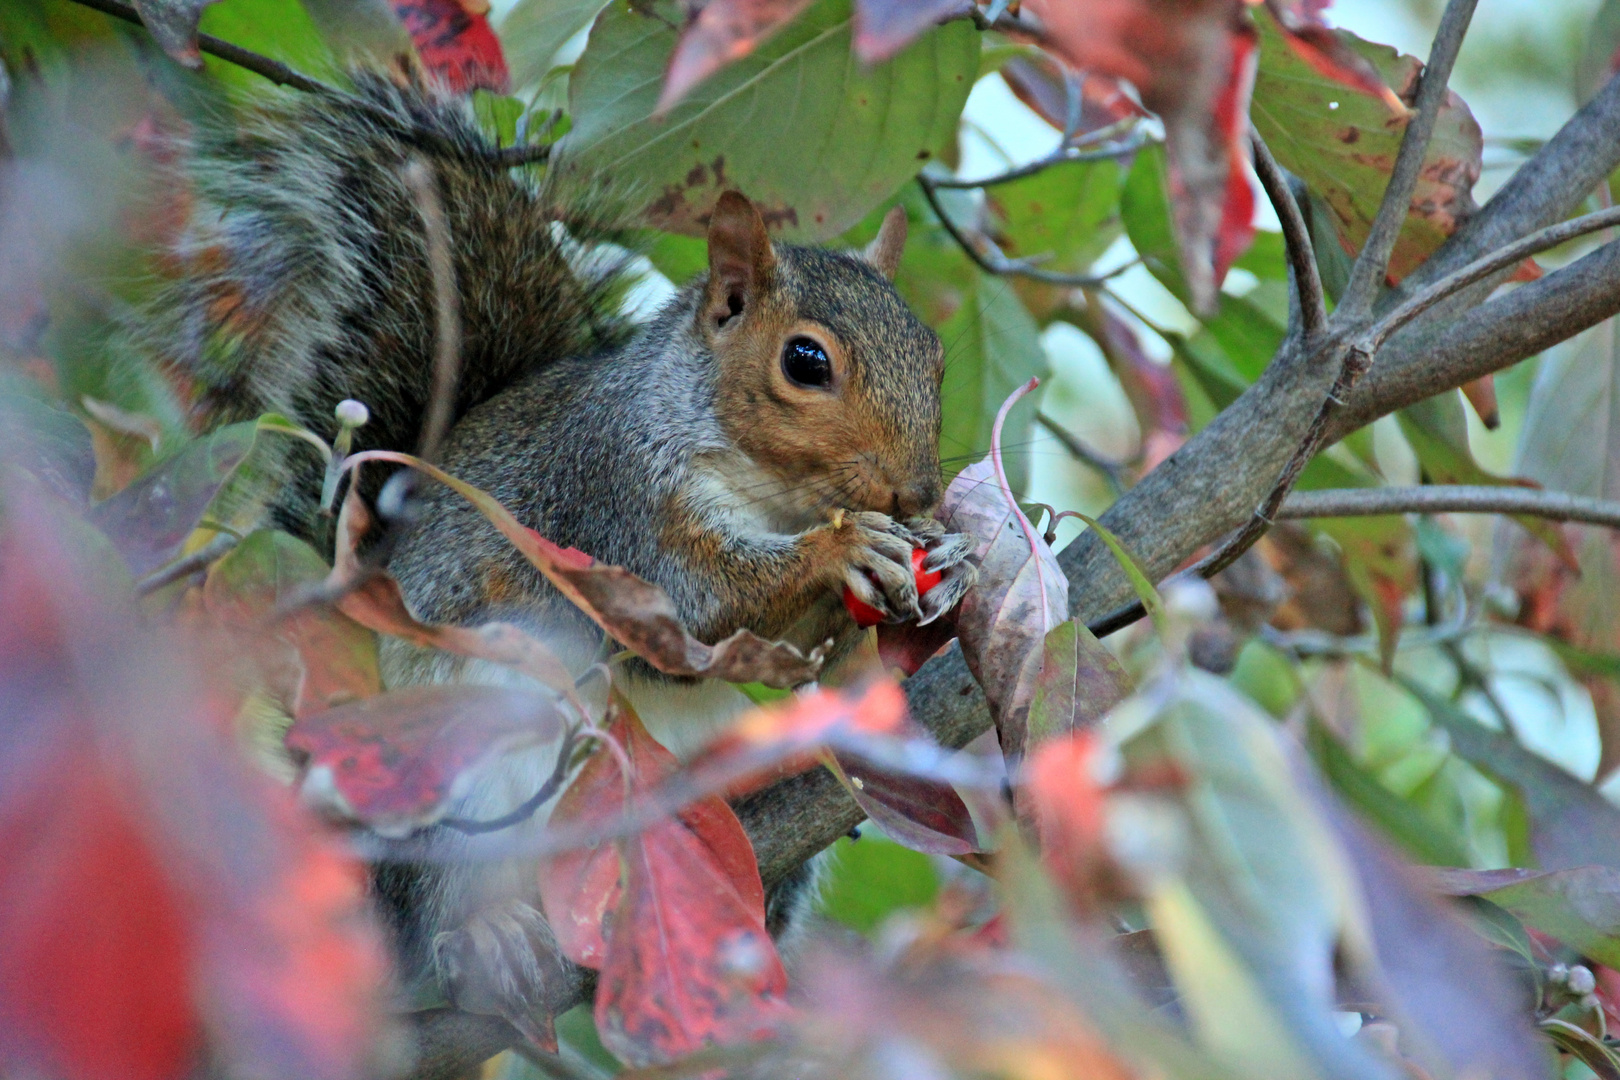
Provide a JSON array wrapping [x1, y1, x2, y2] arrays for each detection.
[[903, 516, 978, 625], [832, 510, 924, 623]]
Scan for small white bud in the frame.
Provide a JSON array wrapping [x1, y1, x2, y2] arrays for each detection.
[[1548, 963, 1570, 985], [335, 399, 370, 428], [1162, 576, 1219, 624], [1568, 965, 1597, 995]]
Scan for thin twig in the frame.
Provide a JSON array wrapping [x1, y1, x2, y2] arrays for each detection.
[[926, 121, 1152, 189], [1277, 484, 1620, 529], [401, 157, 463, 464], [134, 532, 240, 596], [68, 0, 335, 93], [1367, 205, 1620, 350], [917, 175, 1137, 287], [438, 729, 579, 834], [1250, 132, 1326, 340], [1340, 0, 1479, 316], [68, 0, 555, 170], [1036, 414, 1129, 496]]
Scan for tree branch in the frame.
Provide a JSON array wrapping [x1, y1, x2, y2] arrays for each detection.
[[1368, 205, 1620, 350], [1340, 0, 1479, 316], [409, 56, 1620, 1080], [68, 0, 336, 93], [1250, 132, 1326, 341], [1279, 486, 1620, 529]]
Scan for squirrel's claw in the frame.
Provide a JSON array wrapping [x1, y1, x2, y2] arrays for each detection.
[[917, 557, 977, 625], [840, 511, 923, 622]]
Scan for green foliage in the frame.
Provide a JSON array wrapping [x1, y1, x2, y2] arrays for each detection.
[[818, 834, 941, 934], [558, 0, 978, 243]]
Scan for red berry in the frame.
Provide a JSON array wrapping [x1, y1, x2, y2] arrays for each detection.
[[842, 547, 941, 627]]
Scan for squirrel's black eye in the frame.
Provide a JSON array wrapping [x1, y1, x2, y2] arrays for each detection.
[[781, 337, 833, 388]]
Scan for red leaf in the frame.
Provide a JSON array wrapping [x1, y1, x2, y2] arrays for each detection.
[[660, 0, 816, 111], [0, 483, 396, 1080], [0, 753, 200, 1080], [1021, 0, 1258, 310], [596, 816, 790, 1067], [539, 697, 772, 965], [389, 0, 510, 94], [827, 752, 981, 855], [999, 55, 1148, 135], [1023, 733, 1111, 901], [287, 685, 566, 834]]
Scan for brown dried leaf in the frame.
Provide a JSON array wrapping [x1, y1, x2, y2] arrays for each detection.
[[940, 458, 1068, 760], [349, 452, 824, 687]]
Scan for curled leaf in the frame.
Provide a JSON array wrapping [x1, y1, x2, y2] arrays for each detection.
[[940, 382, 1068, 760], [347, 451, 825, 687]]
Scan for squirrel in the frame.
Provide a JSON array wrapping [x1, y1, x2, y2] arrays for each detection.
[[149, 73, 977, 1042]]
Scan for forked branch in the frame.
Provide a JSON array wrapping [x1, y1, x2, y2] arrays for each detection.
[[1250, 132, 1326, 340]]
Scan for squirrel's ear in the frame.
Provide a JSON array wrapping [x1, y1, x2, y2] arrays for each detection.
[[862, 205, 907, 281], [705, 191, 776, 329]]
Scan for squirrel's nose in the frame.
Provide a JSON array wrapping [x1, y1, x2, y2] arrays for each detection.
[[895, 479, 940, 518]]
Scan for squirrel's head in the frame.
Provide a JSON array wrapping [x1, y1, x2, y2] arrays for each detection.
[[700, 191, 944, 521]]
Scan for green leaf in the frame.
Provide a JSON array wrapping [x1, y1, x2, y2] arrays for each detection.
[[196, 0, 339, 92], [1027, 619, 1133, 746], [557, 0, 978, 242], [500, 0, 609, 87], [1306, 719, 1470, 866], [987, 159, 1123, 277], [817, 834, 940, 935], [1122, 147, 1286, 388], [925, 269, 1048, 493], [1251, 8, 1483, 281], [1401, 678, 1620, 871], [1123, 672, 1382, 1080]]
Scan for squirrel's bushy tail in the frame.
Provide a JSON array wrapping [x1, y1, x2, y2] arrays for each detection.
[[147, 72, 631, 473]]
